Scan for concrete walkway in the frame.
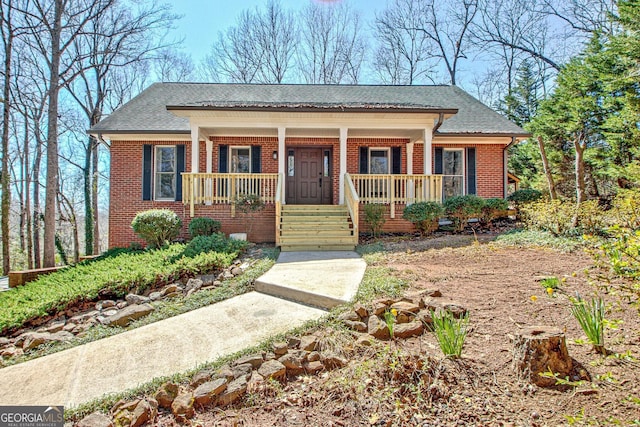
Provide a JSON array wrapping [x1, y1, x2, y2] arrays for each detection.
[[0, 251, 365, 408]]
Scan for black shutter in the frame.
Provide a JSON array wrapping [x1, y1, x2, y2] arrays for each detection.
[[466, 147, 477, 195], [218, 145, 228, 173], [251, 145, 261, 173], [391, 147, 401, 174], [175, 145, 185, 201], [359, 147, 369, 173], [434, 147, 443, 174], [142, 145, 152, 200]]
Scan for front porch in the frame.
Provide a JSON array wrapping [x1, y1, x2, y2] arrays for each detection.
[[181, 172, 443, 249]]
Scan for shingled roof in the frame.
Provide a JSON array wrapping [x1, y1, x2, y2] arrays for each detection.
[[90, 83, 529, 136]]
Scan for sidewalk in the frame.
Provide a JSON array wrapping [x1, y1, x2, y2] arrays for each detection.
[[0, 251, 365, 408]]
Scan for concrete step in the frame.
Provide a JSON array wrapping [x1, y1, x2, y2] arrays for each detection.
[[255, 251, 365, 309]]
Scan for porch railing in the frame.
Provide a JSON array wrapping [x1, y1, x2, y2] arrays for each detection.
[[182, 173, 280, 217], [349, 174, 443, 218], [344, 174, 360, 245], [275, 173, 283, 246]]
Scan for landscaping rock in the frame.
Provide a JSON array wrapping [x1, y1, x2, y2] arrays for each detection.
[[112, 398, 156, 427], [416, 310, 434, 328], [77, 411, 113, 427], [0, 345, 21, 358], [344, 320, 367, 332], [190, 369, 214, 388], [232, 363, 253, 380], [96, 300, 116, 311], [391, 301, 421, 314], [116, 301, 128, 309], [102, 304, 154, 327], [70, 311, 99, 324], [321, 352, 347, 370], [304, 360, 324, 374], [441, 301, 468, 319], [235, 354, 264, 369], [338, 311, 360, 322], [148, 291, 163, 301], [40, 320, 66, 334], [231, 267, 243, 276], [396, 312, 411, 324], [215, 365, 235, 382], [258, 359, 286, 381], [161, 284, 180, 296], [368, 315, 391, 340], [171, 392, 194, 421], [353, 303, 368, 318], [185, 278, 203, 293], [356, 335, 374, 347], [154, 382, 179, 409], [193, 378, 228, 406], [394, 321, 424, 339], [22, 331, 74, 351], [307, 351, 321, 362], [287, 336, 301, 348], [247, 371, 265, 393], [0, 337, 9, 346], [372, 302, 387, 316], [279, 352, 304, 373], [125, 293, 149, 305], [217, 376, 248, 406], [300, 335, 319, 351], [273, 342, 288, 356]]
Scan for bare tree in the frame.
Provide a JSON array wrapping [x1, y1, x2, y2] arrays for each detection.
[[152, 48, 194, 82], [297, 1, 366, 84], [18, 0, 117, 267], [373, 0, 434, 85], [207, 0, 296, 84]]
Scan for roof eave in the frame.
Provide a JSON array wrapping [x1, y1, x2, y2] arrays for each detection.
[[435, 132, 532, 139], [88, 129, 190, 135]]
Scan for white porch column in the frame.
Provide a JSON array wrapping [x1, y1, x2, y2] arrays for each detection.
[[190, 124, 200, 173], [339, 127, 348, 204], [423, 128, 433, 175], [205, 140, 213, 205], [407, 142, 415, 204], [278, 127, 286, 203]]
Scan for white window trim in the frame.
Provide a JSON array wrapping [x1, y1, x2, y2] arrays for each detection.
[[229, 145, 252, 174], [154, 145, 177, 201], [443, 148, 466, 196], [368, 147, 390, 174]]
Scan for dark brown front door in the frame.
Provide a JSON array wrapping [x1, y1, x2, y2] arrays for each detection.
[[286, 148, 332, 204]]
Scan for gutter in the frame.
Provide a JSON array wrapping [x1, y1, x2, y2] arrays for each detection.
[[432, 113, 445, 135], [503, 136, 518, 198], [96, 133, 110, 150]]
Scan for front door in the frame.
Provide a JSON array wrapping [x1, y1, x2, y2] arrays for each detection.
[[286, 148, 332, 204]]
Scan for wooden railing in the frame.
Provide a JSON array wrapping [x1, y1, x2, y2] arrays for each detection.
[[275, 173, 283, 246], [344, 174, 360, 245], [182, 173, 280, 217], [349, 174, 443, 218]]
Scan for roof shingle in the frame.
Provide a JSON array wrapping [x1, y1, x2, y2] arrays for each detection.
[[90, 83, 528, 136]]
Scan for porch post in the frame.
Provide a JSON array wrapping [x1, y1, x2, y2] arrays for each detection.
[[423, 128, 432, 175], [407, 142, 415, 203], [205, 140, 213, 205], [278, 127, 286, 203], [191, 124, 200, 173], [339, 127, 348, 204]]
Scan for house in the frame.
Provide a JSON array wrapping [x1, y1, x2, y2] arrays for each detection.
[[90, 83, 529, 251]]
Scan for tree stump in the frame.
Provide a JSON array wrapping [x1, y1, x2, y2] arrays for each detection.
[[512, 326, 573, 387]]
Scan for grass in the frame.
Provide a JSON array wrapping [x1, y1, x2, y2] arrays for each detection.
[[1, 255, 277, 369], [431, 310, 469, 358], [492, 228, 585, 252], [0, 244, 237, 335], [570, 294, 606, 355]]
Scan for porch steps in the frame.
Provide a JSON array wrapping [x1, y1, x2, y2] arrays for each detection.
[[278, 205, 356, 252]]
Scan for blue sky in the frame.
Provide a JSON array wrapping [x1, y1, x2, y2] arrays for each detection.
[[173, 0, 388, 61]]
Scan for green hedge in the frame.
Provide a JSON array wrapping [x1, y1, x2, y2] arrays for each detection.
[[0, 244, 235, 335]]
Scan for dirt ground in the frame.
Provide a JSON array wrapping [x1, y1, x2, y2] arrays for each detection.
[[159, 233, 640, 426]]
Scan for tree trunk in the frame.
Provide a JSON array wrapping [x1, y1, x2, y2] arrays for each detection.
[[43, 0, 63, 268], [537, 136, 557, 200], [512, 326, 573, 387], [83, 136, 93, 255], [574, 137, 587, 204], [1, 1, 14, 275], [32, 138, 42, 269], [92, 138, 100, 254]]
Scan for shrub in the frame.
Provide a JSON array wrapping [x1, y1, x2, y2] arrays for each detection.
[[182, 233, 248, 258], [431, 310, 469, 358], [234, 193, 265, 215], [363, 203, 387, 237], [402, 201, 443, 235], [131, 209, 182, 248], [570, 294, 605, 355], [520, 199, 575, 236], [443, 195, 485, 232], [188, 217, 221, 238], [610, 189, 640, 229], [481, 198, 509, 225], [507, 188, 543, 204], [575, 199, 606, 235]]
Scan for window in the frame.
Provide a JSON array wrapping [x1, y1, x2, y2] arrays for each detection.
[[369, 148, 390, 174], [443, 149, 464, 199], [230, 147, 250, 173], [154, 146, 176, 200]]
